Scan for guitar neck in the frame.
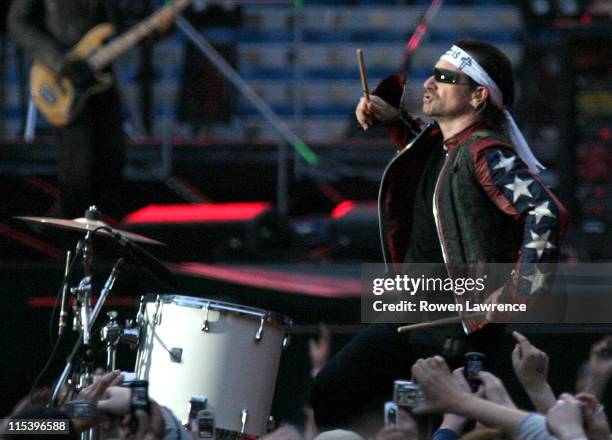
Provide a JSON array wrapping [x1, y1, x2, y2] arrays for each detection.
[[89, 0, 191, 71]]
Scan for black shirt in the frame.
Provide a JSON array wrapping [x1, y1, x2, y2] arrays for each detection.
[[404, 144, 446, 264]]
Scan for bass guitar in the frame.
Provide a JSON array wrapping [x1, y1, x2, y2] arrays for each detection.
[[29, 0, 191, 127]]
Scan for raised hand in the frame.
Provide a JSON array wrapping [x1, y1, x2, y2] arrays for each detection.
[[582, 336, 612, 400], [477, 371, 516, 409], [546, 394, 586, 440], [355, 95, 399, 130], [511, 331, 555, 413], [411, 356, 468, 415], [576, 393, 610, 440]]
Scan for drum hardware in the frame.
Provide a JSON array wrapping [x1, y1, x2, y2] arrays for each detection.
[[120, 320, 141, 349], [21, 205, 170, 440], [73, 208, 97, 345], [135, 295, 292, 435], [72, 275, 93, 344], [255, 316, 265, 341], [51, 256, 125, 406], [58, 250, 72, 337], [153, 296, 163, 326], [170, 347, 183, 363], [101, 311, 121, 371], [240, 409, 248, 434], [201, 302, 211, 332], [15, 213, 165, 245], [136, 295, 147, 327]]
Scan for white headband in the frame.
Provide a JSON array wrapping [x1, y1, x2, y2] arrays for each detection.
[[440, 45, 544, 174]]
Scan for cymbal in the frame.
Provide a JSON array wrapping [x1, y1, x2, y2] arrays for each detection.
[[16, 216, 165, 246]]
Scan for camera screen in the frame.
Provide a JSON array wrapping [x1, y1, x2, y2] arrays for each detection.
[[466, 360, 483, 379], [132, 387, 148, 407], [73, 403, 93, 418]]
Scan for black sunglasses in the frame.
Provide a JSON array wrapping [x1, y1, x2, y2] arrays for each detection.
[[433, 67, 474, 85]]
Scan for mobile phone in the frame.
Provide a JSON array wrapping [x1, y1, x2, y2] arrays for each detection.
[[187, 396, 208, 428], [188, 397, 208, 422], [130, 380, 150, 433], [196, 410, 215, 439], [464, 352, 485, 391], [393, 380, 424, 408], [384, 401, 399, 426], [65, 400, 96, 419]]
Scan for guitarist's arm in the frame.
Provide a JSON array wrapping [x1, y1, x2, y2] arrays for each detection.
[[8, 0, 66, 73]]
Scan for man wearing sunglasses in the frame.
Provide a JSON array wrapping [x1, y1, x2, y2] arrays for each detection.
[[311, 39, 568, 430]]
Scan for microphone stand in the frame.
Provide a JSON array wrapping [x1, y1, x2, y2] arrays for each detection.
[[50, 258, 125, 407], [58, 251, 72, 337]]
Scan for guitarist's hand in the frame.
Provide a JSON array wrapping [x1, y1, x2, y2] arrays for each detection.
[[63, 59, 97, 88]]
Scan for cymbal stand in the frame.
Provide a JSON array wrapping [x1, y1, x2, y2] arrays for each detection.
[[101, 311, 121, 371], [50, 257, 125, 407], [72, 231, 94, 345]]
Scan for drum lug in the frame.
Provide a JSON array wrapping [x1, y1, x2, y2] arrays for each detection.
[[201, 302, 210, 332], [153, 296, 162, 326], [282, 334, 290, 350], [254, 315, 265, 341], [136, 295, 146, 327], [240, 409, 248, 433], [120, 324, 140, 348]]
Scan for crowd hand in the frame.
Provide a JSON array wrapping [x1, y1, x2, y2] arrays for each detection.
[[355, 95, 399, 130], [511, 331, 555, 413], [376, 408, 417, 440], [476, 371, 516, 409], [411, 356, 470, 415], [583, 335, 612, 399], [259, 425, 304, 440], [76, 370, 124, 402], [119, 406, 165, 440], [439, 368, 472, 434], [575, 393, 610, 440], [546, 394, 586, 440], [67, 370, 124, 432], [303, 406, 318, 440], [309, 323, 332, 377], [511, 331, 550, 390], [97, 386, 131, 416]]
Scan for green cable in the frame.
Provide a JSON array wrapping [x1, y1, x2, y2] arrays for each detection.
[[167, 0, 317, 166], [292, 139, 318, 166]]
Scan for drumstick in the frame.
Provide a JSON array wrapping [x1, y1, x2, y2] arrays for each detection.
[[397, 312, 488, 333], [356, 48, 369, 102]]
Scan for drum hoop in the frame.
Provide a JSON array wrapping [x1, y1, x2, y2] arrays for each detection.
[[148, 294, 293, 328]]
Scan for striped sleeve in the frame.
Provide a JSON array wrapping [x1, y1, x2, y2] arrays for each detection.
[[471, 145, 569, 302]]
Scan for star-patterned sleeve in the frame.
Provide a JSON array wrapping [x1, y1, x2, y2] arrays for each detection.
[[470, 144, 569, 302]]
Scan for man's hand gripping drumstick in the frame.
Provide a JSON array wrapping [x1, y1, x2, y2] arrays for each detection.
[[355, 49, 399, 130], [397, 312, 488, 333]]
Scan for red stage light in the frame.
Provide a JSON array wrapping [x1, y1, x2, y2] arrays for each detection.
[[331, 201, 355, 219], [124, 202, 271, 224]]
